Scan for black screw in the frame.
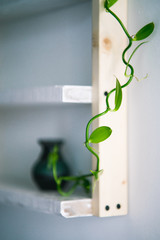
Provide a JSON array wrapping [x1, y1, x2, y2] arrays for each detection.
[[105, 205, 110, 211], [104, 91, 108, 96], [117, 204, 121, 209]]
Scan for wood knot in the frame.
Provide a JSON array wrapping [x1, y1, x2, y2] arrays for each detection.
[[122, 180, 126, 185], [103, 38, 112, 51]]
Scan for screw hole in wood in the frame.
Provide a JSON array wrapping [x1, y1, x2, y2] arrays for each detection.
[[117, 204, 121, 209], [105, 205, 110, 211]]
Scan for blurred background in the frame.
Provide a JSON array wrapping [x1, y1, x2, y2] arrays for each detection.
[[0, 0, 160, 239]]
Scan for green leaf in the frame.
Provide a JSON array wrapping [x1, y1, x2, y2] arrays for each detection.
[[104, 0, 118, 9], [132, 22, 154, 41], [88, 126, 112, 144], [114, 78, 122, 111]]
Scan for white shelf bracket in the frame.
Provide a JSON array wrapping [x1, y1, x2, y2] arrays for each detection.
[[58, 199, 93, 218]]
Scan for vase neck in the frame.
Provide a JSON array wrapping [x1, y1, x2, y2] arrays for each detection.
[[38, 140, 63, 161]]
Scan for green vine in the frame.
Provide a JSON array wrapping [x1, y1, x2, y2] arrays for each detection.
[[50, 0, 154, 196]]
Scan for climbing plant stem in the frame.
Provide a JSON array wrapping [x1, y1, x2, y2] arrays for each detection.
[[85, 5, 135, 173], [51, 1, 154, 196], [105, 6, 131, 39]]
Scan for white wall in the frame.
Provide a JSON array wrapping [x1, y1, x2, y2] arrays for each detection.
[[0, 1, 92, 185], [0, 0, 160, 239], [0, 1, 91, 89]]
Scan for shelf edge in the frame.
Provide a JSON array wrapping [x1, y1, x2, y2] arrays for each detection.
[[0, 85, 92, 105], [0, 185, 92, 218], [58, 198, 93, 218]]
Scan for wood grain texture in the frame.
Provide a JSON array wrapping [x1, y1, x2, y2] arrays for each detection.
[[60, 199, 93, 218], [92, 0, 128, 217]]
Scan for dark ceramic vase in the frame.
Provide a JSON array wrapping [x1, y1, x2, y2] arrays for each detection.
[[32, 139, 70, 191]]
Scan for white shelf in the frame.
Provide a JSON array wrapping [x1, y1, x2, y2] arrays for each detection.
[[0, 184, 92, 218], [0, 0, 89, 21], [0, 85, 92, 105]]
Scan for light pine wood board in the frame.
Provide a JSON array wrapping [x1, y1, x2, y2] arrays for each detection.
[[92, 0, 128, 217]]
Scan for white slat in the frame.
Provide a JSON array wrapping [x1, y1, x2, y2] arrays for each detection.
[[0, 184, 92, 218], [0, 85, 92, 105]]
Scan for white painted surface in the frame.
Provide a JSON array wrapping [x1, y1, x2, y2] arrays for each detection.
[[0, 0, 89, 21], [0, 1, 92, 194], [60, 199, 92, 218], [0, 85, 92, 105], [0, 184, 92, 218], [62, 86, 92, 103], [0, 1, 91, 89]]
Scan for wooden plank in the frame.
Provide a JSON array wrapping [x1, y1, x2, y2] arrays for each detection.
[[0, 183, 92, 218], [92, 0, 128, 217], [0, 85, 92, 105], [60, 199, 93, 218], [62, 86, 91, 103]]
